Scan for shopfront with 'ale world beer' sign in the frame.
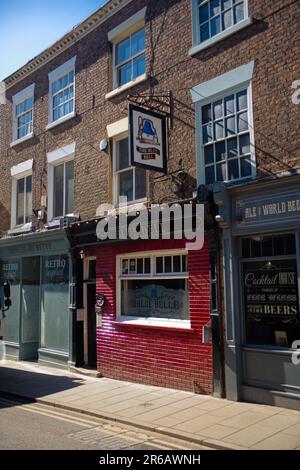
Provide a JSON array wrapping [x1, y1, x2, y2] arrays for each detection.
[[213, 175, 300, 410]]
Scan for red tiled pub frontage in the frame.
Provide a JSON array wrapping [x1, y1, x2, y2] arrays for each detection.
[[81, 238, 212, 393]]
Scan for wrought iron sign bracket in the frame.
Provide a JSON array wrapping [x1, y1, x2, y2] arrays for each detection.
[[127, 91, 173, 130]]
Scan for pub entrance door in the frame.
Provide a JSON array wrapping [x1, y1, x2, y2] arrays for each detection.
[[83, 258, 97, 369]]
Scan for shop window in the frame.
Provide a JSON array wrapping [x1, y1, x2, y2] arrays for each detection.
[[241, 234, 300, 348], [241, 234, 296, 259], [0, 260, 20, 344], [118, 252, 190, 324], [41, 255, 70, 352], [113, 136, 147, 204]]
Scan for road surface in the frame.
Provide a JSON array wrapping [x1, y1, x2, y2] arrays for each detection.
[[0, 394, 203, 450]]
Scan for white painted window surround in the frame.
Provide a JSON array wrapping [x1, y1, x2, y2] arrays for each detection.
[[116, 250, 191, 329], [189, 0, 252, 56], [191, 61, 255, 185], [47, 56, 76, 130], [47, 142, 75, 222], [11, 84, 35, 147], [107, 117, 128, 138], [106, 7, 147, 99], [106, 118, 147, 209], [10, 159, 33, 231]]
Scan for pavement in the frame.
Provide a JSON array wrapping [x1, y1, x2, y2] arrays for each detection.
[[0, 397, 203, 450], [1, 360, 300, 450]]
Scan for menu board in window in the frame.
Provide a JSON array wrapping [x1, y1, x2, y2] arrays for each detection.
[[243, 260, 299, 325]]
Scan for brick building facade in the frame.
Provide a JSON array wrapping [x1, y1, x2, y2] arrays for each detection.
[[0, 0, 299, 401]]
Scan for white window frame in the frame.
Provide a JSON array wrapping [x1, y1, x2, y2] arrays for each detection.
[[106, 8, 147, 99], [112, 132, 147, 207], [47, 142, 75, 222], [191, 61, 256, 185], [47, 56, 76, 130], [11, 84, 35, 147], [116, 250, 191, 329], [190, 0, 252, 56], [10, 159, 33, 230]]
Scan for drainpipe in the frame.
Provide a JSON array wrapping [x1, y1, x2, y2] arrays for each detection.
[[208, 223, 225, 398], [198, 185, 225, 398], [68, 246, 77, 369]]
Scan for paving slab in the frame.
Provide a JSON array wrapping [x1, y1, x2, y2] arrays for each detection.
[[1, 360, 300, 451]]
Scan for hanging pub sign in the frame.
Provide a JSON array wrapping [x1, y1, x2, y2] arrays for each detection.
[[129, 104, 167, 173], [243, 260, 300, 325]]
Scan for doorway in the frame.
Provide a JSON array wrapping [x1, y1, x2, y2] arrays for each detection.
[[86, 283, 97, 367], [83, 258, 97, 368]]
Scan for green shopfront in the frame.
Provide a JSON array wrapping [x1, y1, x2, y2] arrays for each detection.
[[213, 174, 300, 410], [0, 230, 74, 369]]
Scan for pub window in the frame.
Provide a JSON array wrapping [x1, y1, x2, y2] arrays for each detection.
[[241, 234, 300, 348], [118, 252, 190, 323]]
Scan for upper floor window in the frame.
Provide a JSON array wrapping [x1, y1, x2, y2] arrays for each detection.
[[107, 8, 147, 96], [12, 84, 35, 145], [113, 136, 147, 205], [47, 56, 76, 128], [202, 87, 253, 184], [10, 159, 33, 229], [115, 28, 146, 87], [47, 142, 75, 221], [190, 1, 252, 55], [53, 160, 74, 218], [16, 175, 32, 226], [52, 70, 74, 122], [191, 61, 255, 185]]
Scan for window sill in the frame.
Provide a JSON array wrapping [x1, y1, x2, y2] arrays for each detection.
[[189, 17, 253, 56], [10, 133, 34, 148], [46, 111, 76, 130], [46, 214, 76, 229], [8, 222, 32, 235], [113, 200, 148, 215], [112, 317, 193, 332], [105, 73, 148, 100]]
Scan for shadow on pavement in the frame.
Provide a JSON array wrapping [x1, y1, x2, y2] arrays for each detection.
[[0, 362, 86, 409]]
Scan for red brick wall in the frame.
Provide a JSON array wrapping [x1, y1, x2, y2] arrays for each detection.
[[86, 238, 212, 393]]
